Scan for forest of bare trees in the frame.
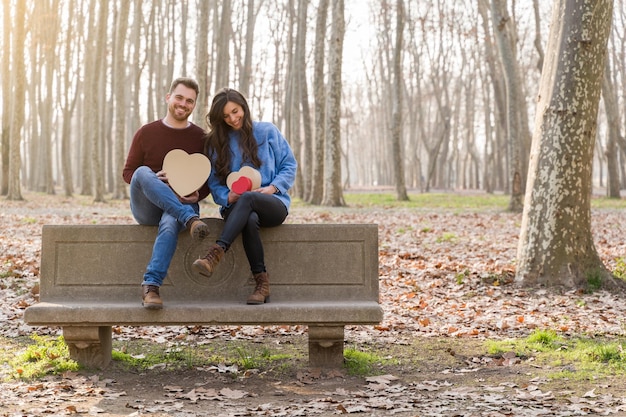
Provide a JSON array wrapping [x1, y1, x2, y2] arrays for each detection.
[[1, 0, 626, 207]]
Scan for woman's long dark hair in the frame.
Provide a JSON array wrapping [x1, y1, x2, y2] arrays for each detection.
[[205, 88, 261, 182]]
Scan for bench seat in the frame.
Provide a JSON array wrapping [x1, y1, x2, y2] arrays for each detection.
[[24, 219, 382, 369]]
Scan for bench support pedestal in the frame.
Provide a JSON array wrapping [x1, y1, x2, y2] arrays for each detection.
[[308, 326, 344, 368], [63, 326, 112, 369]]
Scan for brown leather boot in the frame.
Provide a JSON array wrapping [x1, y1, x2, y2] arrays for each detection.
[[142, 285, 163, 309], [192, 244, 224, 277], [247, 272, 270, 305], [188, 218, 209, 241]]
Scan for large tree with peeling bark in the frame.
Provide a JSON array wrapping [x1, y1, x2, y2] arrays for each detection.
[[516, 0, 623, 290]]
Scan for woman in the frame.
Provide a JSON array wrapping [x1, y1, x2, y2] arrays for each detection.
[[193, 88, 297, 304]]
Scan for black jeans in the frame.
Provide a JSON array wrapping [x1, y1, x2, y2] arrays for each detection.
[[219, 192, 288, 274]]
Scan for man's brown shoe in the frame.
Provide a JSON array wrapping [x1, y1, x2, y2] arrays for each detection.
[[142, 285, 163, 309], [192, 244, 224, 277], [189, 219, 209, 241]]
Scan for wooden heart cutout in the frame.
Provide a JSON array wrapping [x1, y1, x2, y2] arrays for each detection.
[[226, 166, 262, 194], [162, 149, 211, 197]]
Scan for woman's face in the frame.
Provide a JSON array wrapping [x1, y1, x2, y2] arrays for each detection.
[[223, 101, 244, 131]]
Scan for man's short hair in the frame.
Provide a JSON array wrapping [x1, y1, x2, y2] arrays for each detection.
[[170, 77, 199, 97]]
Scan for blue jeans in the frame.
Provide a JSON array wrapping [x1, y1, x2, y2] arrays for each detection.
[[130, 166, 200, 286]]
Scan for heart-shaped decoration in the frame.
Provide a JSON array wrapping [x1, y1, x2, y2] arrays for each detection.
[[232, 176, 253, 194], [226, 166, 262, 194], [162, 149, 211, 197]]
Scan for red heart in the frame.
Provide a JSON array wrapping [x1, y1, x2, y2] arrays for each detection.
[[232, 176, 252, 194]]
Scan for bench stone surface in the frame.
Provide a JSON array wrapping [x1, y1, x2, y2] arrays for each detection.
[[24, 219, 382, 369]]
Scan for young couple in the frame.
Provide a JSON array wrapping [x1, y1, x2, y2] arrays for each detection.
[[122, 78, 297, 310]]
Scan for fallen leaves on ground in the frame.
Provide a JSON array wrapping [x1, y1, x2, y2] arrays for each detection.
[[1, 192, 626, 416]]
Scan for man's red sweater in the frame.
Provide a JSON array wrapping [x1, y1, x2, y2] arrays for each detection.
[[122, 120, 210, 200]]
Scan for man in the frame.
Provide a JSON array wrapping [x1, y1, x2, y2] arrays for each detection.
[[122, 77, 210, 310]]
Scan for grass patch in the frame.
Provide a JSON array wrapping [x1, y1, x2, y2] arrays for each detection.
[[344, 349, 380, 375], [292, 192, 626, 212], [341, 192, 508, 211], [344, 347, 397, 376], [112, 339, 303, 375], [586, 268, 604, 292], [7, 335, 79, 380], [590, 197, 626, 210], [613, 257, 626, 280], [486, 329, 626, 381], [436, 232, 457, 243]]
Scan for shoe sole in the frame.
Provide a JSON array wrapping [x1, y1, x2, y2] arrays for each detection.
[[142, 302, 163, 310], [246, 296, 270, 305], [191, 224, 209, 241], [192, 261, 214, 277]]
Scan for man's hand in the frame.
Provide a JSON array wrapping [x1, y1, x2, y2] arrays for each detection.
[[156, 170, 168, 183]]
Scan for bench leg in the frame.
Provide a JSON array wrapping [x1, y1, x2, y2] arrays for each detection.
[[308, 326, 344, 368], [63, 326, 112, 369]]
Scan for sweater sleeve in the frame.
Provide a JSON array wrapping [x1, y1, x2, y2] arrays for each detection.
[[122, 128, 145, 184], [268, 126, 297, 195]]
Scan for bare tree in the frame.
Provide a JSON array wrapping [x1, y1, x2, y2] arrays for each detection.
[[490, 0, 526, 212], [238, 0, 261, 97], [57, 0, 81, 197], [7, 0, 27, 201], [215, 1, 232, 90], [288, 0, 312, 200], [322, 0, 345, 206], [309, 0, 328, 205], [516, 0, 623, 290], [297, 0, 313, 202], [195, 0, 210, 125], [38, 0, 59, 195], [282, 0, 298, 194], [90, 0, 109, 202], [112, 0, 131, 199], [601, 60, 622, 198], [1, 0, 12, 195], [390, 0, 408, 201], [532, 0, 545, 71]]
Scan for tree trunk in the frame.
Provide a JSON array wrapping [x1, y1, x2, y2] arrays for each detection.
[[239, 0, 257, 97], [601, 60, 622, 198], [321, 0, 345, 206], [516, 0, 622, 290], [40, 0, 59, 194], [532, 0, 545, 72], [7, 0, 27, 201], [91, 0, 109, 203], [282, 0, 297, 196], [195, 0, 210, 126], [215, 1, 232, 90], [1, 0, 10, 195], [309, 0, 328, 205], [490, 0, 525, 212], [295, 0, 312, 201], [113, 0, 131, 199], [391, 0, 408, 201]]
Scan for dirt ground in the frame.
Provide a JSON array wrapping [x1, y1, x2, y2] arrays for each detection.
[[3, 192, 626, 416], [3, 333, 626, 417]]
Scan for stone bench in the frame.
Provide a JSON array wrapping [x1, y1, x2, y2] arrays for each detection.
[[24, 219, 382, 369]]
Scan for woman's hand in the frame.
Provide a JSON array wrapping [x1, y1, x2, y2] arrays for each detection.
[[254, 185, 278, 195], [227, 190, 240, 204]]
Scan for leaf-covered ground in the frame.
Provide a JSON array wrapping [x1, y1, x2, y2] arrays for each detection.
[[2, 192, 626, 416]]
